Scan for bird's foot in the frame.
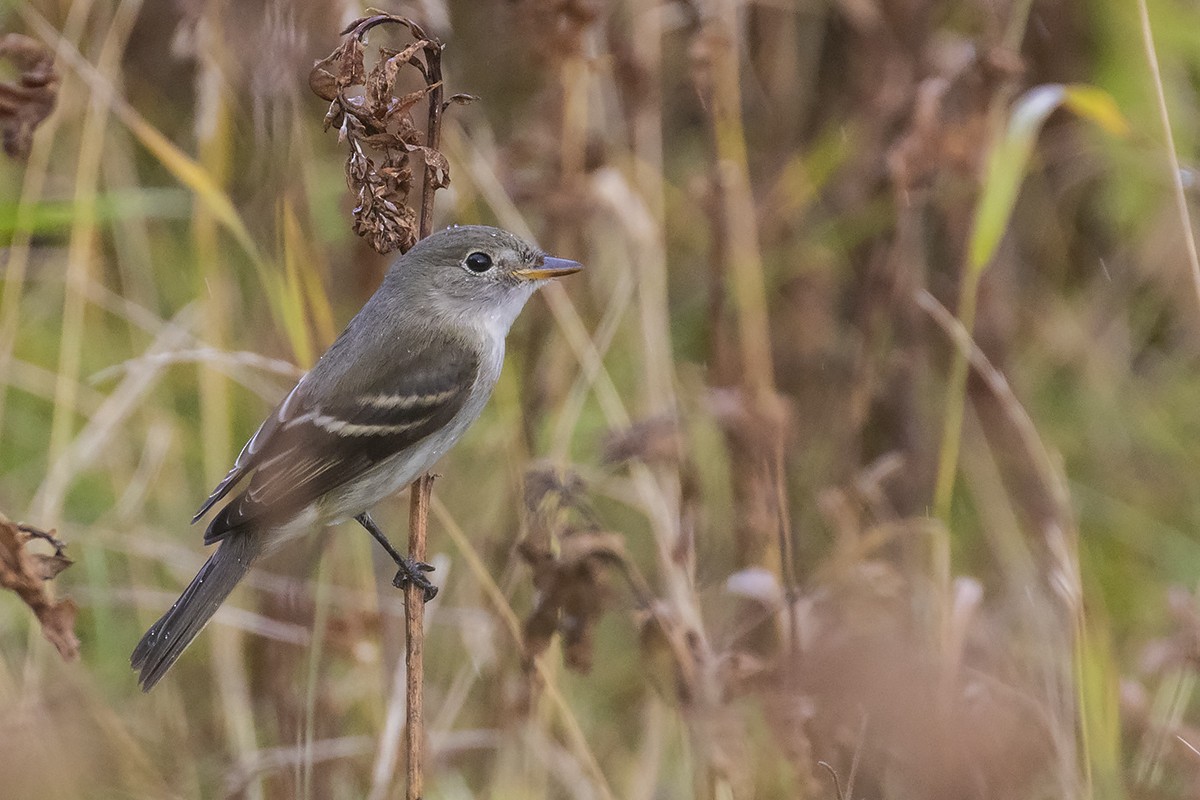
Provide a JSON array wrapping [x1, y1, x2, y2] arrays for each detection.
[[393, 557, 438, 601]]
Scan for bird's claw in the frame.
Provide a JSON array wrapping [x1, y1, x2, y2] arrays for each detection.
[[393, 557, 438, 601]]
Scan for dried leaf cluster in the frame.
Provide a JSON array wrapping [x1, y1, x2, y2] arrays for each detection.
[[0, 33, 59, 160], [0, 514, 78, 660], [309, 14, 468, 254], [518, 466, 630, 673]]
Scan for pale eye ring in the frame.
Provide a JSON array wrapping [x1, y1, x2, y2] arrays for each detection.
[[465, 252, 493, 273]]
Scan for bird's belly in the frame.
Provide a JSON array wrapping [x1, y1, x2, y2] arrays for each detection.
[[319, 450, 428, 523]]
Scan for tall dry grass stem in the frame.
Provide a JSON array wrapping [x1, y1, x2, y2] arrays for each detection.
[[694, 2, 788, 580], [918, 288, 1084, 797], [1136, 0, 1200, 313]]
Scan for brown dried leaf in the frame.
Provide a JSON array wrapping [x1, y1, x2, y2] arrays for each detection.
[[0, 33, 59, 160], [0, 514, 78, 660], [367, 42, 427, 119], [403, 143, 450, 189], [308, 52, 342, 102], [342, 37, 367, 88], [312, 15, 451, 254], [444, 93, 479, 109], [520, 532, 622, 672], [389, 83, 438, 127], [357, 130, 410, 149], [308, 37, 367, 102], [30, 549, 73, 581]]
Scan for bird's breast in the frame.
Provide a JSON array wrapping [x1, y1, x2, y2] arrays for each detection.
[[319, 336, 504, 525]]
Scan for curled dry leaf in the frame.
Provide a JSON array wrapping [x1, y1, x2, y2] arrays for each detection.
[[404, 143, 451, 189], [0, 514, 79, 660], [444, 92, 478, 111], [308, 37, 366, 101], [0, 33, 60, 160], [309, 13, 459, 254], [521, 531, 627, 672], [367, 43, 427, 117]]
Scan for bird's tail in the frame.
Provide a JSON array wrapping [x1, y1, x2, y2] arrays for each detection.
[[131, 534, 261, 691]]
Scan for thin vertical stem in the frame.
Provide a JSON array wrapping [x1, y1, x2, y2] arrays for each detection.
[[696, 1, 784, 574], [1137, 0, 1200, 313], [932, 269, 980, 522], [404, 34, 445, 797], [931, 0, 1035, 525], [418, 41, 444, 241], [405, 473, 435, 800], [707, 10, 775, 403]]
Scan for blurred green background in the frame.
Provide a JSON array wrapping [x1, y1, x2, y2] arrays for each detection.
[[3, 0, 1200, 797]]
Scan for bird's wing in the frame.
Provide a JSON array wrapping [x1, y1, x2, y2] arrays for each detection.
[[198, 330, 480, 544], [191, 378, 308, 524]]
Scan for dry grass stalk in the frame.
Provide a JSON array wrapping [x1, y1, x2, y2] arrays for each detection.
[[916, 289, 1079, 610], [405, 473, 435, 800], [311, 14, 464, 797], [1136, 0, 1200, 313], [690, 9, 792, 580]]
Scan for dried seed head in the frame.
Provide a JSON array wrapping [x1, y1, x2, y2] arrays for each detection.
[[309, 14, 462, 254]]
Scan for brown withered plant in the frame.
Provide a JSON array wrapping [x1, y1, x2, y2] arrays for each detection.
[[309, 13, 472, 253], [0, 33, 58, 160], [0, 512, 77, 660]]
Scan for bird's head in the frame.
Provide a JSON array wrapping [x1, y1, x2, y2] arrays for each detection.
[[387, 225, 582, 335]]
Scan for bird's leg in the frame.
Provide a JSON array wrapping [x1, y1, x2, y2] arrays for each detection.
[[354, 512, 438, 601]]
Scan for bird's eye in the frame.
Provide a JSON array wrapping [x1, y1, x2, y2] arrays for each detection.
[[465, 252, 493, 273]]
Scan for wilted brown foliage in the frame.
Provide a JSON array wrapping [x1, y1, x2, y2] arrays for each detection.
[[0, 513, 77, 660], [519, 465, 627, 674], [0, 33, 58, 159], [309, 13, 465, 254]]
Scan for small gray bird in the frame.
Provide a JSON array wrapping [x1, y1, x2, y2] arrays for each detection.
[[131, 225, 581, 691]]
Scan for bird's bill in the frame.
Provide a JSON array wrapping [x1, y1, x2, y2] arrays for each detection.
[[514, 256, 583, 281]]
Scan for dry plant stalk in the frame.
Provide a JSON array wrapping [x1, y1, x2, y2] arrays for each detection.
[[690, 15, 793, 582], [0, 513, 78, 660], [310, 15, 466, 797], [0, 33, 59, 160], [405, 473, 435, 800]]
